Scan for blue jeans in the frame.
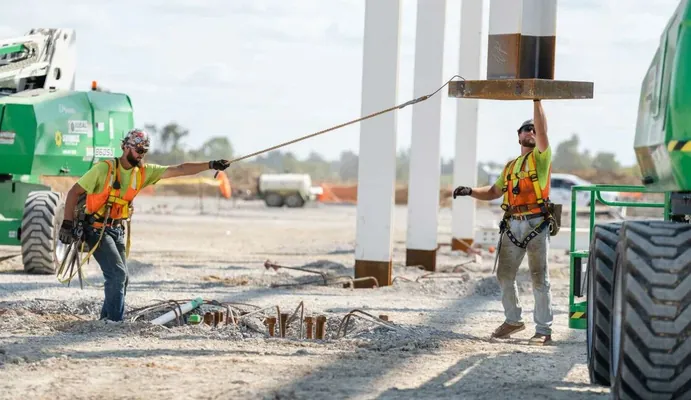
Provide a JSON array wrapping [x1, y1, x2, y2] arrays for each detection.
[[495, 217, 554, 335], [85, 225, 129, 322]]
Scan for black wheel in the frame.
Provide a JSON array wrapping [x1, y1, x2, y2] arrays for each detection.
[[20, 191, 65, 274], [284, 193, 304, 208], [610, 220, 691, 399], [586, 222, 621, 386], [264, 192, 284, 207]]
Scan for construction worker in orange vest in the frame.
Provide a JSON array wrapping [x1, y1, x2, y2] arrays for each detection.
[[452, 99, 559, 346], [58, 128, 230, 322]]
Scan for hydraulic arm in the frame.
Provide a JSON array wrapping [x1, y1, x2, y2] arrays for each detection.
[[0, 28, 76, 94]]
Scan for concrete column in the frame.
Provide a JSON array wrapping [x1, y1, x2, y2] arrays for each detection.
[[354, 0, 401, 288], [452, 0, 484, 252], [487, 0, 557, 80], [405, 0, 447, 271]]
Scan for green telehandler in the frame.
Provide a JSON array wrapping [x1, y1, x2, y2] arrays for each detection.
[[568, 1, 691, 398], [0, 28, 134, 274]]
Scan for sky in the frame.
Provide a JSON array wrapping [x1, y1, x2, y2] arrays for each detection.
[[2, 0, 683, 166]]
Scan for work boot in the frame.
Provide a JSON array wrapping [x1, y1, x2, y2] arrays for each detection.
[[491, 322, 525, 339], [528, 333, 552, 346]]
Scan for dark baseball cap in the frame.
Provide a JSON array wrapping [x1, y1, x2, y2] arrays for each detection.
[[517, 119, 534, 133]]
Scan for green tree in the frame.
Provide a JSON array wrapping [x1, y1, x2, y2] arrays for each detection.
[[553, 133, 591, 172], [197, 136, 234, 160], [338, 150, 359, 181], [592, 152, 620, 171]]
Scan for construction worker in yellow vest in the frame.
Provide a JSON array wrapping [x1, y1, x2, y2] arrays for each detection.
[[452, 100, 558, 346], [58, 128, 230, 322]]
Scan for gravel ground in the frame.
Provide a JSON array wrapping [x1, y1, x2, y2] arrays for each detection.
[[0, 196, 610, 400]]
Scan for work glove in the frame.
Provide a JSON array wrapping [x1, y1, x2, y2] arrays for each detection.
[[453, 186, 473, 198], [209, 160, 230, 171], [58, 220, 78, 244]]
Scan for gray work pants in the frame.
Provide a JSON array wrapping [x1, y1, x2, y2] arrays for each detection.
[[495, 217, 554, 335]]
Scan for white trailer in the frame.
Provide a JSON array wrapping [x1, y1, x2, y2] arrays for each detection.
[[257, 173, 322, 208]]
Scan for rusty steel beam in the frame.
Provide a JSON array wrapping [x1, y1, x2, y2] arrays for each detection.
[[315, 315, 327, 340], [304, 317, 314, 339], [448, 79, 593, 101], [447, 1, 593, 101], [265, 316, 276, 337]]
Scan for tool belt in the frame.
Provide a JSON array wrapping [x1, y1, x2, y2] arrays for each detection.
[[498, 202, 562, 249], [86, 214, 123, 229]]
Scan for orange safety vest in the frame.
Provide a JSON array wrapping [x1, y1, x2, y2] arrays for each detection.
[[500, 150, 551, 215], [85, 158, 146, 225]]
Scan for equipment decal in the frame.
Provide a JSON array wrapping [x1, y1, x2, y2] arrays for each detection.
[[95, 147, 114, 158], [62, 134, 80, 146], [0, 131, 15, 145], [68, 120, 90, 135]]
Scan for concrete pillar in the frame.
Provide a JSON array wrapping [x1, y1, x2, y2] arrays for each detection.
[[451, 0, 484, 252], [354, 0, 401, 288], [405, 0, 447, 271], [487, 0, 557, 80]]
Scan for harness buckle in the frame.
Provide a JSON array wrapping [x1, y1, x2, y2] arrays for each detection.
[[530, 173, 538, 182]]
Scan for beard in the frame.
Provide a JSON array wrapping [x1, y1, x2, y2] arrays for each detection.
[[520, 137, 536, 148], [126, 152, 142, 167]]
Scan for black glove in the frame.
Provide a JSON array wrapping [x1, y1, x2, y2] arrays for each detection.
[[209, 160, 230, 171], [453, 186, 473, 198], [58, 220, 77, 244]]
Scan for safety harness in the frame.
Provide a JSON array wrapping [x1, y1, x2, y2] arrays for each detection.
[[56, 158, 144, 287], [499, 151, 554, 247], [491, 151, 561, 273]]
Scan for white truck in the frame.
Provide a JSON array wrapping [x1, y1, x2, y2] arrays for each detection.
[[257, 173, 323, 208]]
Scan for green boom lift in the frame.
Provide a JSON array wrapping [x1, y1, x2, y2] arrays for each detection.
[[568, 1, 691, 397], [0, 28, 133, 274]]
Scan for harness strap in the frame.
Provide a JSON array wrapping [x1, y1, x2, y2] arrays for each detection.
[[501, 158, 519, 211], [526, 153, 545, 209], [502, 218, 550, 249]]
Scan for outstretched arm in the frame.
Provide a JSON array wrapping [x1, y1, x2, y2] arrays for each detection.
[[470, 184, 503, 201], [453, 183, 503, 201], [534, 100, 549, 152], [161, 160, 230, 179]]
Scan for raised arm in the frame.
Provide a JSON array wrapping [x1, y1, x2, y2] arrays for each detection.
[[533, 99, 549, 153]]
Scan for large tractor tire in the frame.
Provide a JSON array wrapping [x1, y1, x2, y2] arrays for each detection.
[[610, 220, 691, 399], [20, 191, 65, 274], [586, 222, 621, 386]]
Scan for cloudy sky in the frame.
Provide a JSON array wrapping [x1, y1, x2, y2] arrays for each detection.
[[2, 0, 682, 166]]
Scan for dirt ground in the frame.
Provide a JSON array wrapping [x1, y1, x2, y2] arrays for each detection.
[[0, 196, 610, 400]]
